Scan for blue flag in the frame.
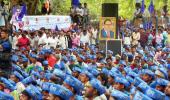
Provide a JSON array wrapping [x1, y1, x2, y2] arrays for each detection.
[[140, 0, 145, 13], [72, 0, 80, 7], [148, 0, 154, 14], [149, 21, 152, 29], [18, 3, 27, 21]]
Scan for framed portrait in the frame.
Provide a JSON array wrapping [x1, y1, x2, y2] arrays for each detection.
[[100, 17, 116, 40]]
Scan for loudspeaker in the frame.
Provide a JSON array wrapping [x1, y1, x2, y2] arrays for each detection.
[[102, 3, 118, 17], [99, 40, 122, 56], [102, 3, 118, 39]]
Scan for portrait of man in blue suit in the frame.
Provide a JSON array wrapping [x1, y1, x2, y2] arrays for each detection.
[[101, 19, 115, 39]]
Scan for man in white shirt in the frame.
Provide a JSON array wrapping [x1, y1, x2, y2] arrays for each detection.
[[91, 27, 98, 45], [38, 31, 47, 47], [47, 34, 57, 49], [29, 32, 37, 48], [80, 30, 90, 45], [131, 29, 140, 46], [76, 3, 83, 25], [58, 31, 68, 49]]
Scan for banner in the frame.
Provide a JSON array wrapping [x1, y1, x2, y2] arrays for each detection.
[[12, 15, 72, 31], [99, 17, 116, 40]]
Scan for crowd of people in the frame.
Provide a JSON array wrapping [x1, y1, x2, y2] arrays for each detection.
[[0, 22, 170, 100], [0, 0, 170, 100], [70, 3, 89, 28], [11, 24, 98, 50]]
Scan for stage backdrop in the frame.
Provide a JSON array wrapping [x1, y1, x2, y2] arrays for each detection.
[[99, 17, 116, 40], [11, 15, 72, 31]]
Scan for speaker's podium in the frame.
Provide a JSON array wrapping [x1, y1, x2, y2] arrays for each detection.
[[99, 3, 122, 56]]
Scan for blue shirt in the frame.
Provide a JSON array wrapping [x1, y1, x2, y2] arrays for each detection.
[[0, 39, 12, 53]]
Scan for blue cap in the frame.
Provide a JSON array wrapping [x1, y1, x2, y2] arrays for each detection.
[[39, 51, 45, 55], [69, 56, 77, 61], [53, 69, 66, 80], [43, 60, 48, 66], [72, 66, 82, 73], [132, 68, 139, 73], [20, 54, 26, 58], [101, 68, 109, 75], [64, 76, 84, 94], [156, 78, 169, 86], [128, 71, 139, 78], [88, 67, 99, 77], [110, 67, 121, 75], [109, 71, 122, 78], [80, 70, 94, 80], [119, 60, 126, 66], [22, 57, 28, 63], [157, 68, 168, 79], [49, 84, 73, 100], [25, 85, 42, 100], [0, 91, 14, 100], [44, 73, 53, 80], [126, 76, 134, 84], [142, 69, 155, 79], [133, 91, 152, 100], [11, 55, 18, 62], [79, 55, 85, 61], [62, 56, 68, 62], [145, 88, 165, 100], [31, 71, 41, 79], [12, 64, 21, 71], [134, 77, 145, 86], [45, 49, 52, 54], [89, 79, 106, 95], [115, 77, 130, 88], [124, 67, 132, 74], [30, 53, 37, 59], [21, 76, 34, 85], [91, 55, 96, 60], [13, 71, 24, 81], [54, 61, 65, 70], [12, 64, 29, 78], [137, 82, 150, 93], [8, 79, 16, 86], [42, 82, 52, 92], [100, 59, 107, 64], [0, 77, 16, 91], [111, 89, 130, 100]]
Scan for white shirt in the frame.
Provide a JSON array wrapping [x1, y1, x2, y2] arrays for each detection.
[[58, 35, 67, 49], [83, 8, 89, 16], [38, 33, 47, 46], [76, 8, 84, 16], [91, 29, 98, 45], [80, 33, 90, 45], [48, 37, 57, 49], [124, 36, 131, 45], [29, 36, 37, 48], [12, 35, 20, 49]]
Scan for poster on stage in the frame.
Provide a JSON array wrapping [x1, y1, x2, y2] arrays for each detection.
[[99, 17, 116, 40]]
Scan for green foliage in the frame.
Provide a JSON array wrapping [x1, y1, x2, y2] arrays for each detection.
[[35, 0, 170, 20]]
